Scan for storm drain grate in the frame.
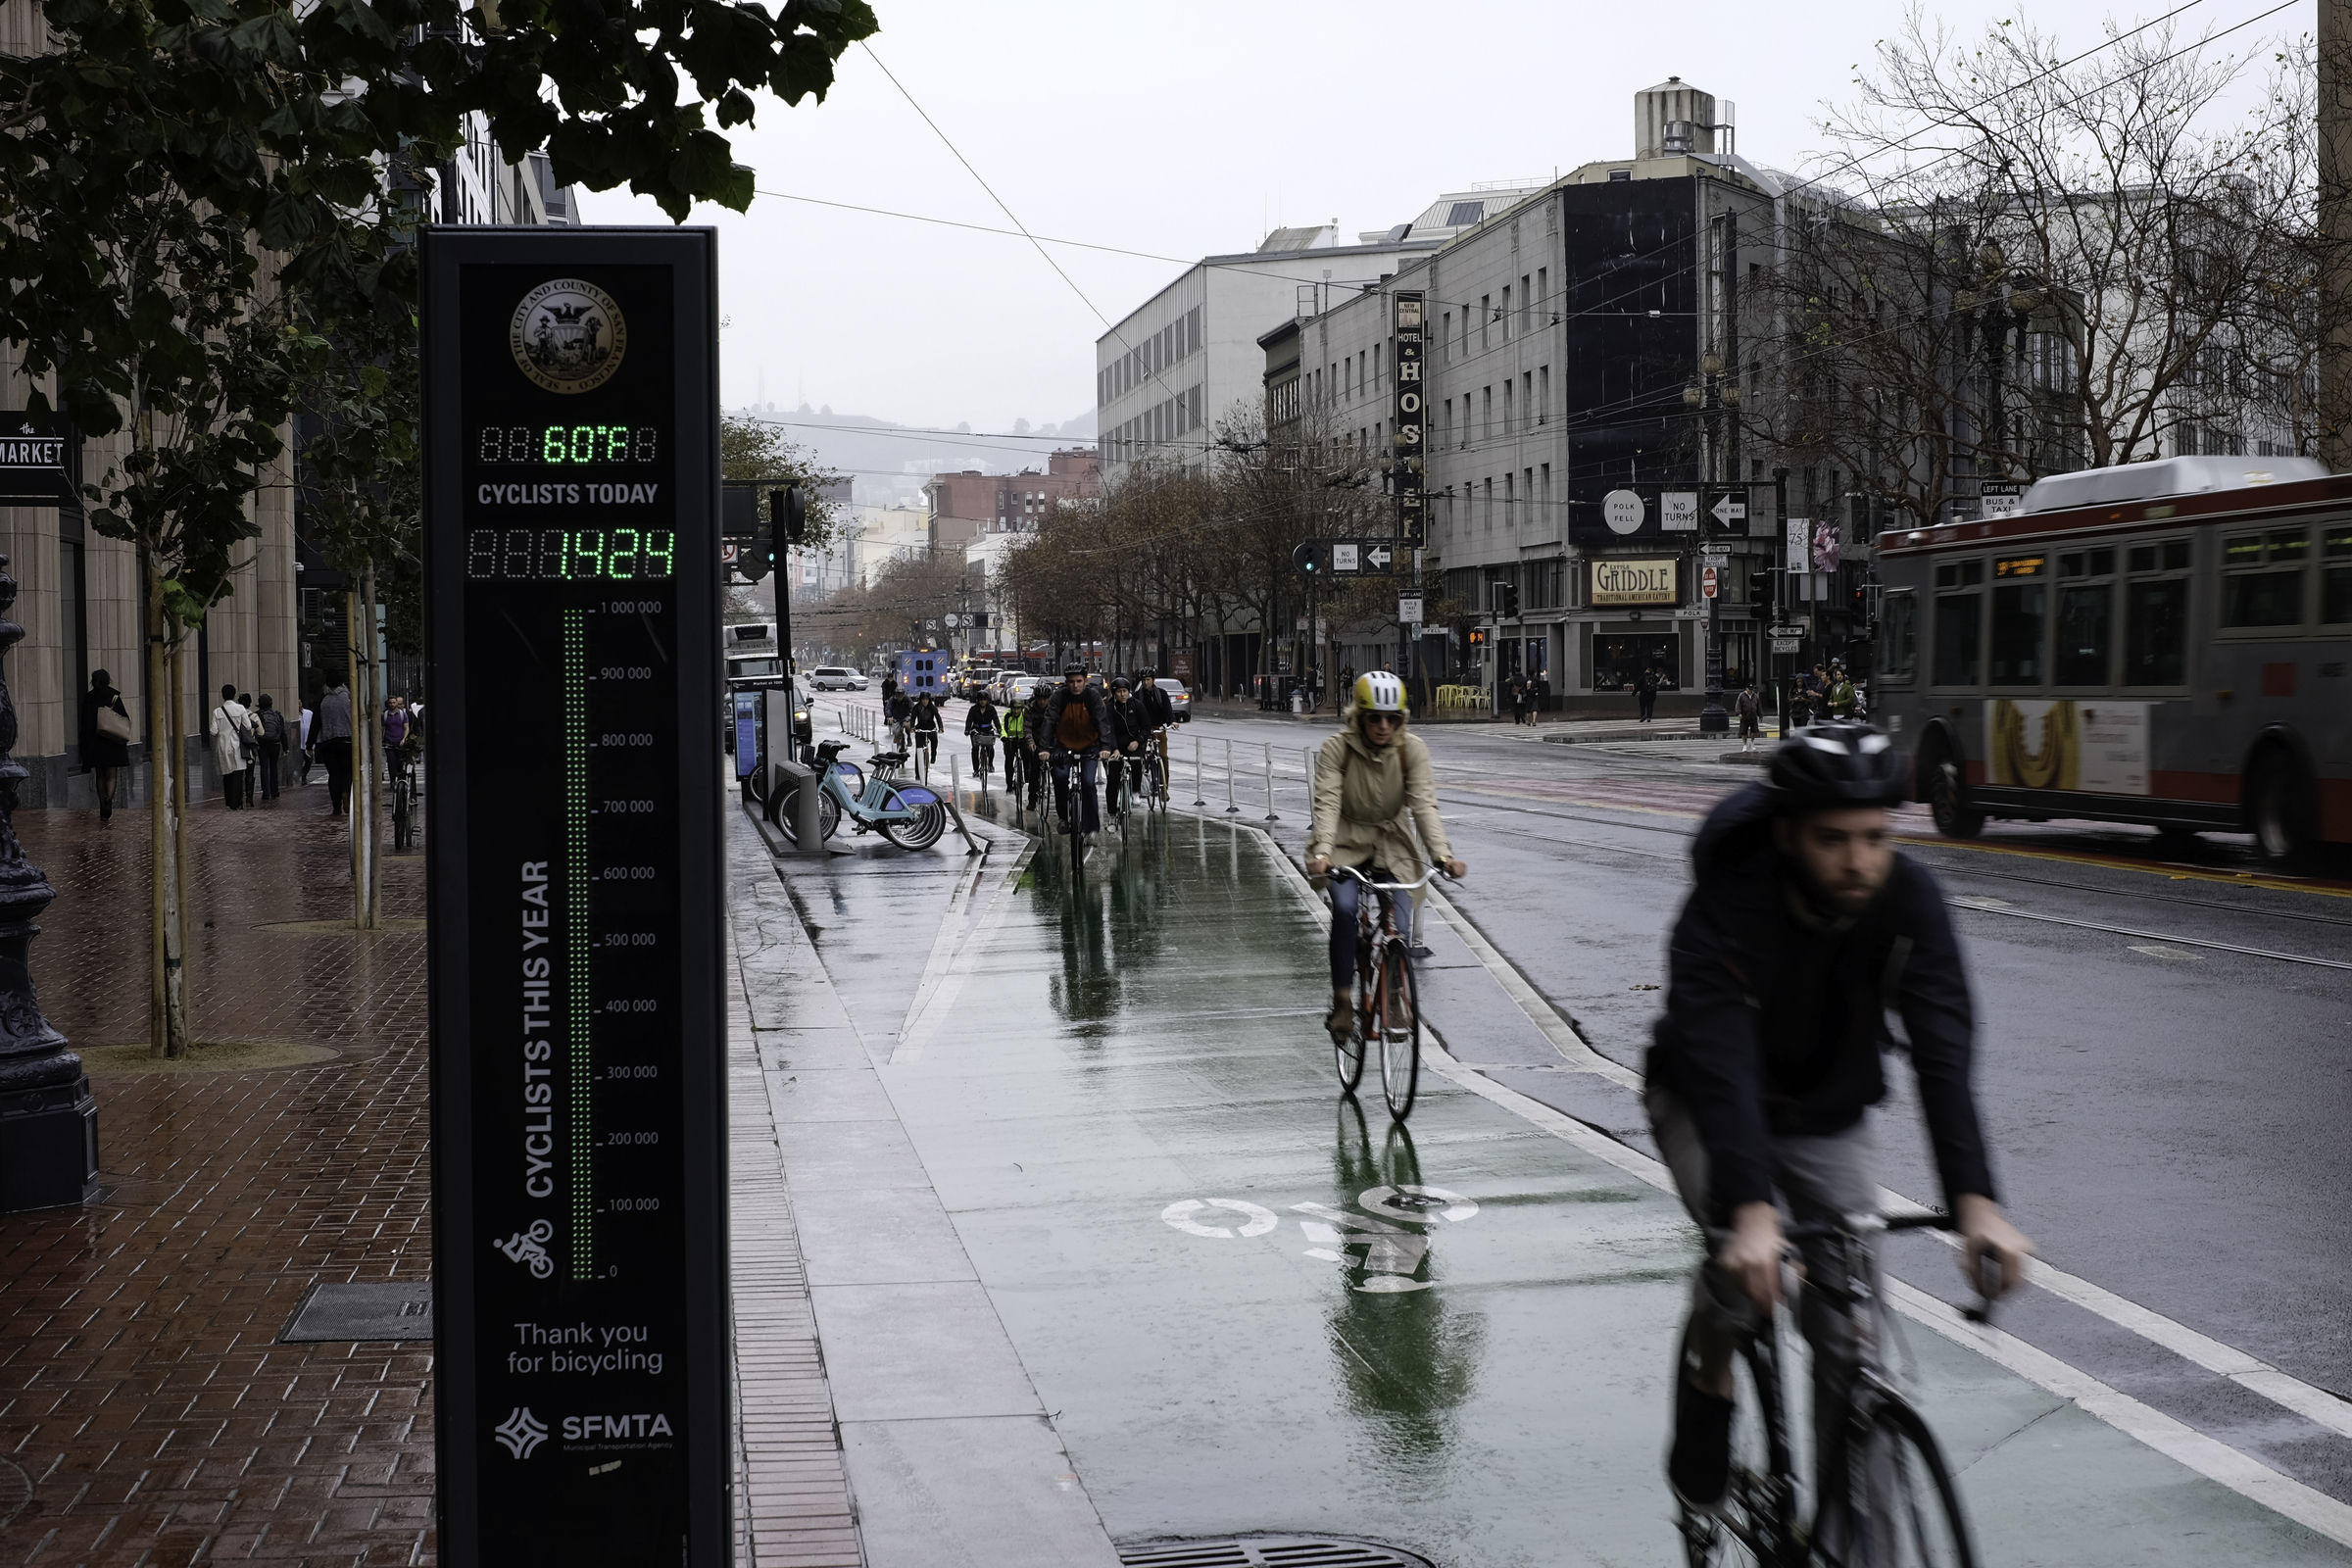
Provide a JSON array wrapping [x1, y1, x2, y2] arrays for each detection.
[[1119, 1538, 1433, 1568]]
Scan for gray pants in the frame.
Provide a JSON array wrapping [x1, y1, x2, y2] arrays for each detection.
[[1649, 1083, 1880, 1519]]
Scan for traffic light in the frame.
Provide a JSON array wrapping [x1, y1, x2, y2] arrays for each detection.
[[738, 524, 773, 582], [1492, 581, 1520, 617], [1292, 541, 1320, 575], [769, 486, 808, 546]]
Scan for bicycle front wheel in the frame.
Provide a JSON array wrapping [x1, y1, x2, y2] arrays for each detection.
[[1675, 1326, 1786, 1568], [1849, 1396, 1977, 1568], [1378, 945, 1420, 1119]]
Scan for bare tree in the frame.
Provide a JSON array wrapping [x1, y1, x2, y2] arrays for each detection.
[[1751, 10, 2315, 527]]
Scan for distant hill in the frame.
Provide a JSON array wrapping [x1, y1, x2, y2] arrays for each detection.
[[726, 404, 1098, 507]]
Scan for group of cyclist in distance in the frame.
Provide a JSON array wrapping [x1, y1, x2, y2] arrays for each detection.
[[1296, 670, 2033, 1553], [952, 664, 1174, 835]]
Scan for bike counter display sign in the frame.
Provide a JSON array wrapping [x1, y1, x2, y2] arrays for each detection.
[[422, 227, 728, 1566]]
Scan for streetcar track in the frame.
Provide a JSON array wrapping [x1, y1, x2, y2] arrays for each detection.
[[1919, 860, 2352, 930], [1944, 902, 2352, 969]]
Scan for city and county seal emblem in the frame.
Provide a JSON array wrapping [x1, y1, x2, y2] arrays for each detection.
[[510, 278, 627, 394]]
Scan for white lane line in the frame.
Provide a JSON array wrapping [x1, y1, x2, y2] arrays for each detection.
[[1887, 1279, 2352, 1548], [1421, 888, 1643, 1092], [1222, 814, 2352, 1531], [1947, 901, 2352, 970], [893, 831, 1031, 1065]]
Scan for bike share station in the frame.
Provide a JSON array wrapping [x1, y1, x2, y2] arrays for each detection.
[[421, 227, 732, 1565]]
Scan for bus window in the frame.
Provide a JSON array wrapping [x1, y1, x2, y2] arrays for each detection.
[[2221, 529, 2308, 627], [1881, 591, 1917, 680], [2124, 540, 2190, 686], [1932, 559, 1983, 685], [2327, 526, 2352, 624], [2055, 549, 2115, 686], [1990, 554, 2046, 685]]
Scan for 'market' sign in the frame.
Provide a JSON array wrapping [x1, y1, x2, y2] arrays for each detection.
[[422, 227, 728, 1566]]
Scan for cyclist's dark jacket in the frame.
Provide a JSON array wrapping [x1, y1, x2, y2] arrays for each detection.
[[911, 698, 941, 733], [1130, 682, 1171, 729], [1048, 685, 1107, 752], [1022, 696, 1053, 748], [964, 701, 1000, 737], [1102, 696, 1152, 751], [1647, 783, 1994, 1215]]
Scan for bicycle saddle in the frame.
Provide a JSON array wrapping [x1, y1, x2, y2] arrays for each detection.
[[815, 740, 851, 759], [868, 750, 908, 766]]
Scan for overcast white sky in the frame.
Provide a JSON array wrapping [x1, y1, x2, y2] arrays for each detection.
[[577, 0, 2306, 439]]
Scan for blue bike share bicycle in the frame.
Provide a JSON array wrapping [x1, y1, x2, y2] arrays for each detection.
[[767, 739, 947, 849]]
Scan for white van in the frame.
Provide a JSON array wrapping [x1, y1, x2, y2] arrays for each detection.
[[806, 666, 868, 691]]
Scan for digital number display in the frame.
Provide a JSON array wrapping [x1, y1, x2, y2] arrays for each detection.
[[1994, 555, 2047, 578], [430, 241, 724, 1567], [478, 424, 661, 464], [467, 528, 677, 579]]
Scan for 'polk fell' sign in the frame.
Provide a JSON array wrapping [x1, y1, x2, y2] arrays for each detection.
[[422, 227, 729, 1566]]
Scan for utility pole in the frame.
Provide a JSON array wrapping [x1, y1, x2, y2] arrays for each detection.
[[1774, 466, 1791, 737], [2324, 0, 2352, 471]]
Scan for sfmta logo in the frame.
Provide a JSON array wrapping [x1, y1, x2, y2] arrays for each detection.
[[564, 1412, 674, 1440], [494, 1407, 550, 1459]]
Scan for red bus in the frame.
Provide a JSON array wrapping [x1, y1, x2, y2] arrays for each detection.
[[1870, 457, 2349, 866]]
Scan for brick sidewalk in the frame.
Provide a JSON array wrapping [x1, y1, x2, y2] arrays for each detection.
[[0, 792, 435, 1567]]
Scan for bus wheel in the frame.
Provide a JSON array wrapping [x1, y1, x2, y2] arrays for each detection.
[[2247, 750, 2317, 869], [1929, 757, 1985, 839]]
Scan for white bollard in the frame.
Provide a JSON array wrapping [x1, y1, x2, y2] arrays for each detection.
[[1193, 734, 1206, 807], [1262, 743, 1279, 822], [1223, 738, 1239, 814]]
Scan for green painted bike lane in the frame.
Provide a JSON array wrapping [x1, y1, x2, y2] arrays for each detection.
[[779, 806, 2351, 1567]]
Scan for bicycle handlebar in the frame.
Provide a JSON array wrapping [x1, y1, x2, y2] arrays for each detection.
[[1326, 864, 1450, 892], [1704, 1209, 2008, 1318]]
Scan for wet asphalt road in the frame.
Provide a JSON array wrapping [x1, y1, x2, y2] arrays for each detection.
[[802, 693, 2352, 1543]]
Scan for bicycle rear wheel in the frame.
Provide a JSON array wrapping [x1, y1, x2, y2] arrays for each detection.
[[1849, 1396, 1976, 1568], [772, 784, 842, 846], [1378, 945, 1420, 1119], [881, 803, 946, 850]]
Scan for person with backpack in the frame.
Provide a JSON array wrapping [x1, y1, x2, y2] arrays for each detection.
[[1736, 682, 1763, 752], [254, 695, 288, 802], [964, 692, 1002, 780], [1638, 665, 1661, 724], [909, 691, 943, 773]]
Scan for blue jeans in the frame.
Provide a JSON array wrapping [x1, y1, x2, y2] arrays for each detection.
[[1329, 866, 1413, 991]]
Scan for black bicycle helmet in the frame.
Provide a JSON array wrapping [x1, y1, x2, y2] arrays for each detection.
[[1109, 675, 1132, 692], [1063, 663, 1088, 679], [1766, 722, 1906, 814]]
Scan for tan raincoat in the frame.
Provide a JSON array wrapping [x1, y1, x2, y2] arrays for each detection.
[[1308, 721, 1452, 898]]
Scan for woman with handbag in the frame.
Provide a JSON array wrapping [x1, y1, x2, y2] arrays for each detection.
[[79, 669, 132, 824], [210, 684, 254, 809]]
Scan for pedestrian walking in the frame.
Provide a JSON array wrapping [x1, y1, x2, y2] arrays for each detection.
[[314, 681, 354, 815], [1532, 672, 1551, 724], [79, 669, 132, 824], [1736, 681, 1762, 751], [296, 700, 315, 784], [210, 685, 254, 809], [1508, 674, 1529, 726], [255, 695, 287, 801], [1827, 662, 1857, 720], [1637, 666, 1660, 723]]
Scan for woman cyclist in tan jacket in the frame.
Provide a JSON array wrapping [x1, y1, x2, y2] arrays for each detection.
[[1303, 671, 1467, 1041]]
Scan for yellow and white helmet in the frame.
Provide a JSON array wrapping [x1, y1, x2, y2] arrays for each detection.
[[1352, 670, 1407, 716]]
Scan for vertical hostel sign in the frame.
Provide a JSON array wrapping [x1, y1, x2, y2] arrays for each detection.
[[1392, 290, 1425, 548], [422, 227, 727, 1567]]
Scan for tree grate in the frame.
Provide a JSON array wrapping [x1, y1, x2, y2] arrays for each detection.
[[1119, 1538, 1434, 1568]]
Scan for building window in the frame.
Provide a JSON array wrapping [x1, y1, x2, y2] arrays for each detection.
[[1519, 273, 1531, 331], [1442, 312, 1452, 363], [1484, 477, 1494, 526], [1536, 267, 1547, 319], [1482, 386, 1492, 441], [1505, 470, 1516, 520], [1521, 371, 1533, 429], [1539, 366, 1549, 423], [1500, 285, 1511, 342], [1481, 295, 1491, 352], [1540, 463, 1551, 511], [1502, 381, 1513, 432]]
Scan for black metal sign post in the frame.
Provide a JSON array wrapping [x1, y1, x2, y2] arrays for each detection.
[[1391, 290, 1425, 685], [422, 227, 727, 1566]]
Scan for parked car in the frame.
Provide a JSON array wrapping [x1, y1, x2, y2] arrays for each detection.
[[807, 665, 868, 692], [957, 666, 999, 700], [1154, 677, 1192, 721], [1002, 674, 1042, 708]]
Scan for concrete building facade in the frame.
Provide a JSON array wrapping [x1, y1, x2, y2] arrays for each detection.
[[1094, 192, 1546, 484]]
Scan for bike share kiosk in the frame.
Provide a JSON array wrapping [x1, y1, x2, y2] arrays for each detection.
[[421, 228, 729, 1565]]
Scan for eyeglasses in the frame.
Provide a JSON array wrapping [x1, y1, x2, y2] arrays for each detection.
[[1363, 713, 1402, 728]]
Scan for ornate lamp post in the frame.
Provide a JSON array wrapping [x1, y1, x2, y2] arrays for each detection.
[[0, 555, 97, 1212]]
